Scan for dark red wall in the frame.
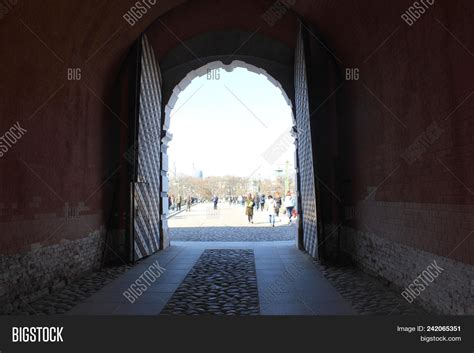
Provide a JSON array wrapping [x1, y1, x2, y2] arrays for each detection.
[[0, 0, 173, 254], [144, 0, 298, 58], [1, 0, 472, 265]]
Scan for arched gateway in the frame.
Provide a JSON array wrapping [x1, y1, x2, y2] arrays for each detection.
[[114, 25, 321, 263]]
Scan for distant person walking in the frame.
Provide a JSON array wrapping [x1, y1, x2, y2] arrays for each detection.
[[254, 194, 260, 211], [186, 196, 192, 212], [266, 195, 276, 227], [284, 191, 295, 224], [212, 195, 219, 210], [177, 195, 182, 211], [274, 192, 282, 218], [259, 194, 266, 211], [245, 193, 254, 223]]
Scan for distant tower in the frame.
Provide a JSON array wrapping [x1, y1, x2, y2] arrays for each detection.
[[192, 162, 203, 179], [194, 170, 204, 179]]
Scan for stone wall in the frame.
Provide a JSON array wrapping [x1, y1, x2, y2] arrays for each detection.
[[0, 230, 104, 314], [342, 220, 473, 315]]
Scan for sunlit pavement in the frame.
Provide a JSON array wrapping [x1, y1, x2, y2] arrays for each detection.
[[68, 203, 356, 315], [169, 202, 297, 228], [168, 202, 298, 241]]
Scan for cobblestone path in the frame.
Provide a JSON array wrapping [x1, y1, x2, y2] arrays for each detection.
[[314, 261, 427, 315], [160, 249, 260, 315]]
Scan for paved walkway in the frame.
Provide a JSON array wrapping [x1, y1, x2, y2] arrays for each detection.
[[68, 242, 354, 315], [67, 204, 354, 315], [14, 203, 425, 315], [169, 203, 297, 241]]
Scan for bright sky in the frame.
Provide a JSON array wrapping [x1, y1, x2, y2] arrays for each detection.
[[168, 66, 295, 179]]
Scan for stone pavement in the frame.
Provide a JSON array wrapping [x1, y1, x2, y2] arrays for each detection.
[[315, 262, 426, 315], [169, 202, 297, 242], [11, 265, 131, 315], [12, 203, 426, 315], [160, 249, 260, 315], [67, 241, 355, 315]]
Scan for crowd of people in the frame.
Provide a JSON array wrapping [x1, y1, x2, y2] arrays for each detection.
[[168, 194, 195, 212], [169, 191, 297, 227], [243, 191, 296, 227]]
